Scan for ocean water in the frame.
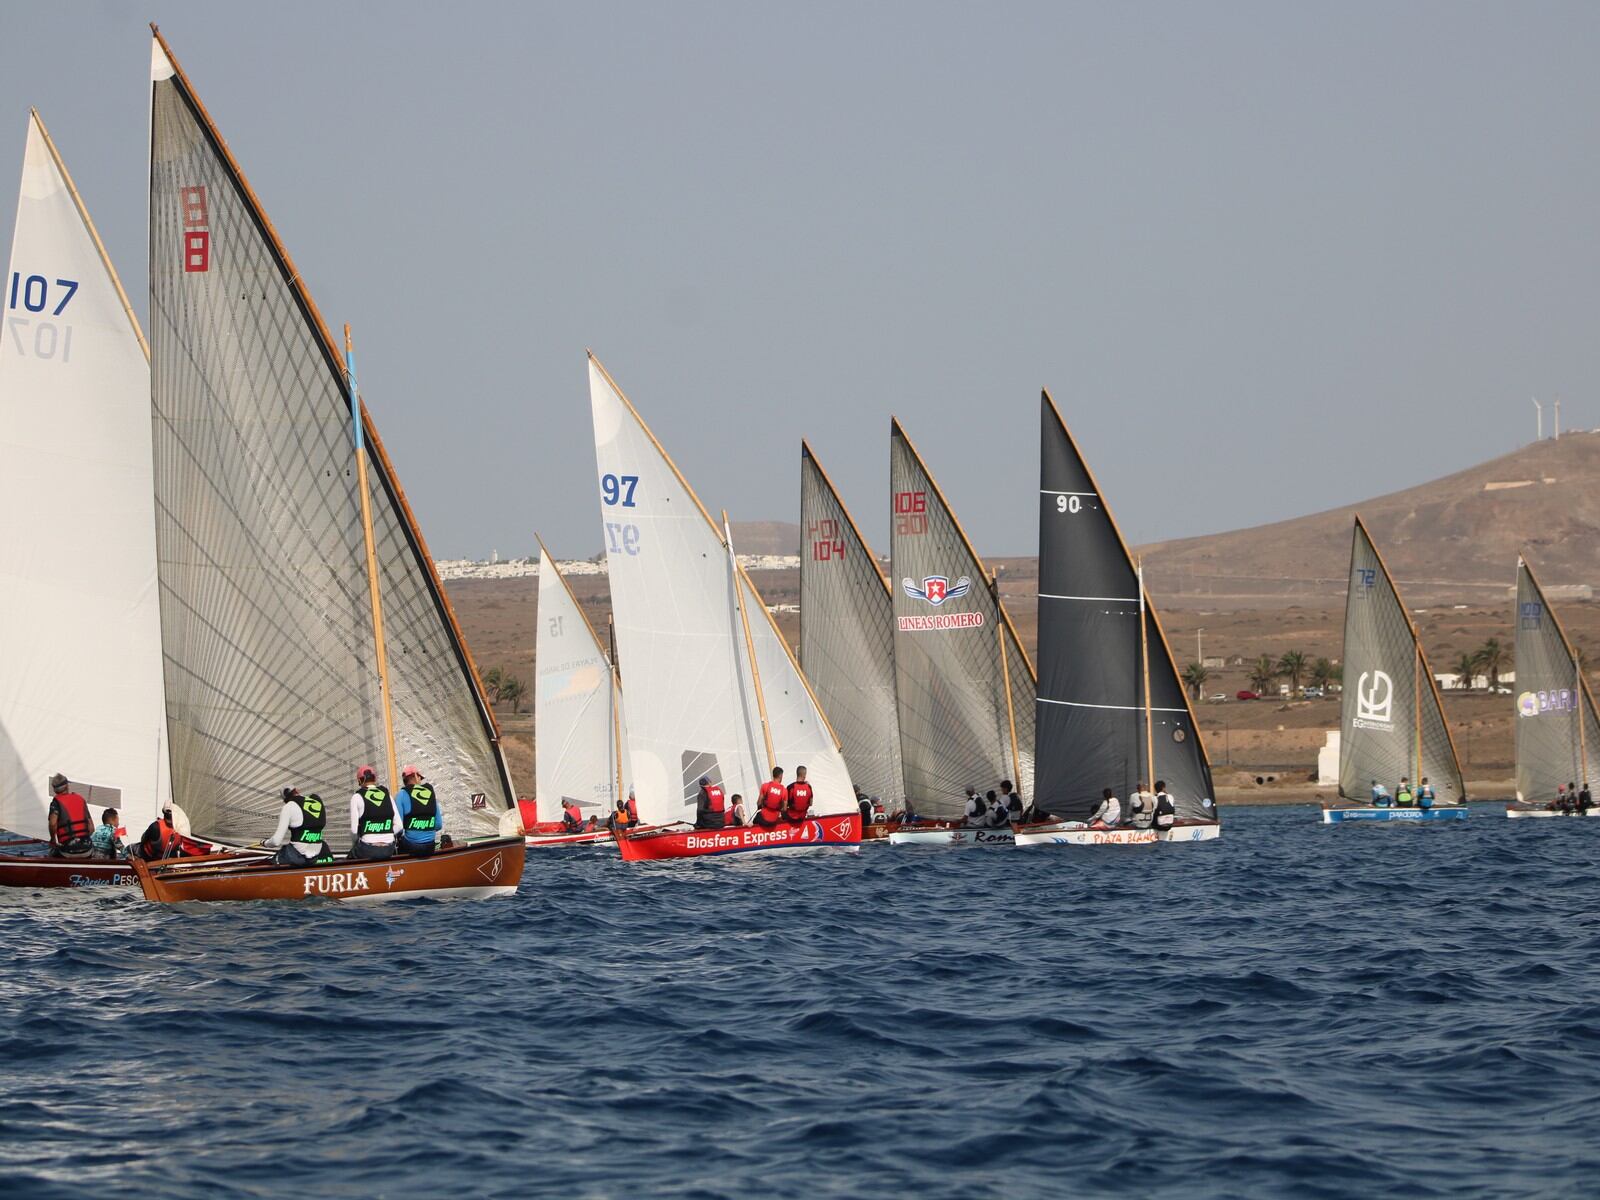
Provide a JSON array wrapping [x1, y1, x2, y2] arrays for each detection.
[[3, 804, 1600, 1199]]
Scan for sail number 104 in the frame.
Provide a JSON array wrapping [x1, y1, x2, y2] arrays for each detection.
[[809, 518, 845, 561], [6, 272, 79, 363]]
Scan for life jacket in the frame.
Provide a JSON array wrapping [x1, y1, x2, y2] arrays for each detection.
[[51, 790, 92, 845], [291, 795, 327, 846], [142, 816, 181, 858], [756, 782, 786, 823], [1395, 785, 1414, 806], [1154, 794, 1177, 829], [698, 783, 727, 828], [358, 785, 396, 836], [403, 782, 439, 839], [625, 796, 638, 824], [783, 781, 813, 822]]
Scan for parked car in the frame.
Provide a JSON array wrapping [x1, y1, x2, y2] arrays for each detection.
[[1209, 693, 1228, 702], [1236, 690, 1259, 701], [1303, 687, 1325, 698]]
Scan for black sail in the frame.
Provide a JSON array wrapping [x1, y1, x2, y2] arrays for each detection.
[[1035, 391, 1215, 822]]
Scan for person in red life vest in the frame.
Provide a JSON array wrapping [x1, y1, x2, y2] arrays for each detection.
[[560, 798, 585, 833], [137, 803, 184, 860], [727, 793, 746, 827], [46, 773, 94, 858], [695, 776, 728, 829], [753, 767, 787, 828], [783, 765, 814, 824], [625, 788, 639, 827]]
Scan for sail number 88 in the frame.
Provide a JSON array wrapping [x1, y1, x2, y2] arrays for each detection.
[[1056, 495, 1083, 514]]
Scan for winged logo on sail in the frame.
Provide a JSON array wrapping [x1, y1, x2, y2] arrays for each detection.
[[902, 575, 972, 607]]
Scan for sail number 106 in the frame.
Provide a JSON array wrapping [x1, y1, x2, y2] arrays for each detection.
[[6, 272, 79, 363]]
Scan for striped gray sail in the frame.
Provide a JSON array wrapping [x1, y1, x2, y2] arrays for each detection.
[[1337, 518, 1464, 803], [889, 419, 1034, 817], [1513, 559, 1600, 802], [799, 442, 904, 807], [148, 34, 512, 844], [1035, 392, 1215, 822]]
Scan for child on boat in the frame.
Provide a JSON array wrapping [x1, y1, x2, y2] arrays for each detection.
[[90, 808, 123, 860]]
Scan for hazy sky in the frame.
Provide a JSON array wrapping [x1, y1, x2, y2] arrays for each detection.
[[3, 2, 1596, 559]]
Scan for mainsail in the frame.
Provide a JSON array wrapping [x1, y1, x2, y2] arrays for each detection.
[[535, 542, 630, 822], [890, 419, 1035, 816], [1337, 517, 1464, 802], [148, 31, 512, 843], [0, 111, 171, 840], [799, 441, 904, 807], [1034, 391, 1214, 822], [1513, 558, 1600, 802], [588, 355, 854, 827]]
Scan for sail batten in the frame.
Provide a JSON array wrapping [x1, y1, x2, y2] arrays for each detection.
[[1513, 558, 1600, 802]]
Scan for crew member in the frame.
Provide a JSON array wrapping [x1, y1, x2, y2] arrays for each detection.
[[984, 790, 1009, 828], [1020, 797, 1057, 825], [394, 765, 442, 857], [608, 796, 630, 834], [696, 776, 728, 829], [999, 781, 1024, 825], [1088, 788, 1122, 829], [138, 804, 182, 861], [1370, 780, 1392, 807], [754, 768, 787, 827], [962, 786, 986, 827], [90, 808, 123, 860], [892, 797, 921, 825], [625, 789, 639, 827], [1580, 783, 1595, 814], [1128, 781, 1153, 829], [727, 794, 747, 827], [46, 773, 93, 858], [1416, 777, 1435, 810], [350, 765, 398, 861], [783, 765, 813, 823], [856, 786, 874, 829], [1394, 777, 1414, 807], [560, 798, 586, 833], [1152, 781, 1177, 833], [265, 787, 333, 866]]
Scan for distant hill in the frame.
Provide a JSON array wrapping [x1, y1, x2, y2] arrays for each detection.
[[1138, 433, 1600, 604], [728, 520, 801, 556]]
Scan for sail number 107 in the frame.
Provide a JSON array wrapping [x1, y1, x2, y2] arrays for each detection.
[[6, 272, 79, 363]]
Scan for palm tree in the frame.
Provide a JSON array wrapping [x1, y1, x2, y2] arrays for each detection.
[[1249, 655, 1278, 695], [1182, 662, 1210, 702], [1310, 657, 1334, 692], [1277, 650, 1308, 696], [1476, 638, 1508, 690], [482, 665, 505, 703], [498, 675, 527, 714], [1451, 652, 1478, 690]]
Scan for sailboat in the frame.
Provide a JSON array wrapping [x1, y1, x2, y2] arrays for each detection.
[[1018, 391, 1220, 846], [1506, 557, 1600, 818], [133, 30, 523, 900], [799, 441, 903, 838], [0, 111, 193, 887], [887, 418, 1035, 846], [587, 355, 859, 861], [1322, 517, 1467, 823], [527, 540, 632, 846]]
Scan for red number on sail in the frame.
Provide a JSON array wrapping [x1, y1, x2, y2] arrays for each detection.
[[181, 186, 211, 273]]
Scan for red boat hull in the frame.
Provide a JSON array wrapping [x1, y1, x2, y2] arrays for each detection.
[[617, 814, 861, 861], [132, 837, 525, 903]]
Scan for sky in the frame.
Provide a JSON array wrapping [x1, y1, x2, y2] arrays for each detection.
[[2, 2, 1597, 559]]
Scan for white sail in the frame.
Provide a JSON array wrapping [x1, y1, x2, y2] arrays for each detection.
[[587, 355, 854, 827], [0, 112, 170, 841], [535, 544, 629, 822]]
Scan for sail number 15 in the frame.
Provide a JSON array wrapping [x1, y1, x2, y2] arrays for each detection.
[[6, 272, 79, 363]]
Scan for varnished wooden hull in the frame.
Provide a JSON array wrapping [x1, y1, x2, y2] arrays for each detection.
[[132, 837, 525, 903], [0, 844, 259, 889]]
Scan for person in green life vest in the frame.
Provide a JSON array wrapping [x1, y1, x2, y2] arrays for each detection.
[[349, 765, 398, 861], [1394, 777, 1415, 806], [265, 787, 335, 866], [393, 765, 442, 858]]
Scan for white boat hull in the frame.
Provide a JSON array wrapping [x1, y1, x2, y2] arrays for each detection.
[[1505, 805, 1600, 819], [1156, 821, 1222, 843], [888, 826, 1014, 847], [1321, 805, 1468, 824], [1015, 823, 1157, 846]]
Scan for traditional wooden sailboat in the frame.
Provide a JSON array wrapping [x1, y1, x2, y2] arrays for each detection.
[[1506, 557, 1600, 818], [1322, 517, 1467, 823], [136, 30, 523, 897], [525, 541, 631, 846], [587, 355, 860, 860], [799, 441, 903, 840], [1018, 391, 1220, 846], [886, 419, 1035, 846]]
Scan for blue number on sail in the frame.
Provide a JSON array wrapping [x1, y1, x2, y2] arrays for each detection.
[[7, 274, 77, 316], [605, 522, 641, 556], [600, 473, 639, 507]]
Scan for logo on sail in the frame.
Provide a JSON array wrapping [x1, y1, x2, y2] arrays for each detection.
[[1353, 567, 1376, 597], [903, 575, 972, 607], [1519, 601, 1544, 629], [1352, 669, 1394, 731], [1519, 689, 1575, 718]]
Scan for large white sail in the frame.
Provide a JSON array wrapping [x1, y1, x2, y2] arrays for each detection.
[[0, 112, 171, 841], [148, 33, 513, 843], [535, 543, 630, 822], [588, 355, 853, 827]]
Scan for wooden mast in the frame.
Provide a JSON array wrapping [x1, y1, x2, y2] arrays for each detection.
[[609, 616, 624, 804], [1139, 560, 1155, 796], [1414, 642, 1422, 791], [346, 324, 398, 788], [726, 512, 775, 772], [997, 614, 1023, 790]]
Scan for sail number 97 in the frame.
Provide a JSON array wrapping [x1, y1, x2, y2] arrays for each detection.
[[6, 273, 79, 363], [601, 474, 639, 507], [1056, 494, 1083, 514]]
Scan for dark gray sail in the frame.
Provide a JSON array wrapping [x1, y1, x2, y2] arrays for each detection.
[[1035, 391, 1215, 822], [799, 443, 904, 807], [1513, 559, 1600, 802], [890, 419, 1034, 817], [1337, 518, 1464, 803], [148, 34, 513, 843]]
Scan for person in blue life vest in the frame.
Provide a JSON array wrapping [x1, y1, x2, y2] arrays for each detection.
[[1370, 780, 1392, 807], [1394, 777, 1414, 807], [46, 774, 94, 858], [1416, 777, 1436, 809], [696, 775, 728, 829], [349, 766, 397, 861], [394, 765, 442, 857], [265, 787, 334, 866]]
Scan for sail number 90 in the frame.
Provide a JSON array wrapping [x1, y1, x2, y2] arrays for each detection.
[[600, 473, 639, 507], [1056, 494, 1083, 514]]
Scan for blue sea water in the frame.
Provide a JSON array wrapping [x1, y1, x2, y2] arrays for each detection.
[[3, 804, 1600, 1199]]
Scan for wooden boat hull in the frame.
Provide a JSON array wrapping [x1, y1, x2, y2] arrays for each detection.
[[1321, 805, 1468, 824], [1505, 804, 1600, 819], [132, 837, 525, 902], [0, 845, 260, 889], [888, 823, 1015, 847], [861, 821, 890, 841], [1014, 822, 1157, 846], [525, 829, 615, 847], [617, 814, 860, 861]]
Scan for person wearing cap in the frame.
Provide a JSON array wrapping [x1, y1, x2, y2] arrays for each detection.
[[45, 773, 94, 858], [350, 765, 398, 861], [393, 765, 442, 857], [265, 787, 333, 866], [962, 785, 986, 827], [137, 803, 183, 861], [695, 775, 728, 829]]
